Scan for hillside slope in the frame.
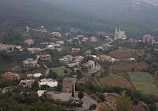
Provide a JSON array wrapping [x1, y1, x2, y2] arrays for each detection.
[[0, 0, 158, 38]]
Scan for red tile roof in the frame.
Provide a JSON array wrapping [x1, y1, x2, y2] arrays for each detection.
[[24, 39, 33, 42]]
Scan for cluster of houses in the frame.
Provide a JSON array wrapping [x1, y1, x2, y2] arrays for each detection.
[[2, 70, 77, 102], [95, 43, 113, 52]]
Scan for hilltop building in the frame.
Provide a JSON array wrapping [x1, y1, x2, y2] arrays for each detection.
[[143, 34, 155, 45], [114, 29, 127, 40]]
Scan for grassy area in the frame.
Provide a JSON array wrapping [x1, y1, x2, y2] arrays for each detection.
[[52, 68, 72, 77], [113, 71, 129, 78], [128, 72, 158, 96]]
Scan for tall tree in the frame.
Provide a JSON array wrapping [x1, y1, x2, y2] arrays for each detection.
[[116, 91, 132, 111], [78, 91, 84, 100]]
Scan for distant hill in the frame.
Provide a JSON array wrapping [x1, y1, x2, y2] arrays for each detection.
[[0, 0, 158, 39]]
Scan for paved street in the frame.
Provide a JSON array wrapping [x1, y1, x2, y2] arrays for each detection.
[[76, 96, 97, 111]]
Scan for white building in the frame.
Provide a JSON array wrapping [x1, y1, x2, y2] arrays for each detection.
[[39, 78, 58, 87], [37, 90, 46, 97], [115, 29, 127, 40]]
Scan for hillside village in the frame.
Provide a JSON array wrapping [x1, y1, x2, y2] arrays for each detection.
[[1, 25, 158, 111]]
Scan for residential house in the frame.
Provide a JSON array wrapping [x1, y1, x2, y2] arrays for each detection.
[[77, 35, 84, 38], [24, 39, 34, 45], [56, 41, 64, 45], [100, 55, 116, 63], [51, 32, 61, 37], [72, 48, 80, 53], [59, 55, 73, 64], [39, 78, 58, 87], [2, 72, 20, 80], [23, 58, 38, 68], [73, 56, 84, 63], [0, 43, 16, 51], [90, 36, 97, 42], [40, 54, 52, 61], [95, 46, 104, 51], [27, 73, 42, 78], [28, 48, 42, 54], [19, 79, 35, 88], [83, 60, 96, 72]]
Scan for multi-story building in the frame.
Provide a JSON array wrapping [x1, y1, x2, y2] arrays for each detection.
[[63, 77, 76, 93], [143, 34, 155, 45], [114, 29, 127, 40]]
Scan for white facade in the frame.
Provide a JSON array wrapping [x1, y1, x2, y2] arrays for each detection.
[[115, 29, 127, 40], [39, 78, 58, 87]]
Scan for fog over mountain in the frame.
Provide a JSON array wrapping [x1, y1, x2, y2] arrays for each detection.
[[0, 0, 158, 38]]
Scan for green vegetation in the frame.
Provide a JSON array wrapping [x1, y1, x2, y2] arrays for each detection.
[[116, 91, 132, 111], [89, 104, 96, 110], [52, 68, 72, 78], [0, 92, 67, 111], [128, 72, 158, 96], [113, 72, 129, 78]]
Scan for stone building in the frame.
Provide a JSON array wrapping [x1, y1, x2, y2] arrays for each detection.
[[143, 34, 155, 45], [115, 29, 127, 40], [63, 77, 76, 93]]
